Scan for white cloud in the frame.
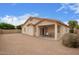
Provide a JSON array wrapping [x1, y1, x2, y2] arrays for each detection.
[[56, 3, 79, 14], [68, 4, 79, 14], [0, 13, 39, 26], [56, 4, 69, 12], [56, 4, 66, 12], [64, 21, 68, 25]]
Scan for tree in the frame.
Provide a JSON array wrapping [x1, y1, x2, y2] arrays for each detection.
[[0, 23, 15, 29], [16, 25, 22, 29], [68, 20, 78, 33], [75, 25, 79, 29]]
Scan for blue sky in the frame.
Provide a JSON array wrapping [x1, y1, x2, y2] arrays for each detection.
[[0, 3, 79, 25]]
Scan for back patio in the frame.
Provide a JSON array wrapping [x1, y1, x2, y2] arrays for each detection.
[[0, 33, 79, 55]]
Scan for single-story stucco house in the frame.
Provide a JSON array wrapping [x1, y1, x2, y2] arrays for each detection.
[[22, 17, 69, 40]]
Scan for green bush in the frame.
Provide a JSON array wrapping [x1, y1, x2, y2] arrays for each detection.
[[69, 29, 74, 33], [0, 23, 15, 29], [61, 33, 79, 48]]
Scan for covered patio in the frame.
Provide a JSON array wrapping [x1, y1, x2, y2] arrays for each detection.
[[35, 23, 63, 40]]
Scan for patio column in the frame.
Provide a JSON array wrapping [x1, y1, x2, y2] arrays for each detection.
[[54, 23, 58, 40]]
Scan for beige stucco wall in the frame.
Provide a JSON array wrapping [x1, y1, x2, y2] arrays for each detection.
[[35, 26, 39, 36], [46, 25, 55, 37], [57, 25, 69, 38], [22, 25, 34, 36], [22, 18, 41, 36]]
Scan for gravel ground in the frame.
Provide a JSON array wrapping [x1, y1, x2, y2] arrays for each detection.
[[0, 33, 79, 55]]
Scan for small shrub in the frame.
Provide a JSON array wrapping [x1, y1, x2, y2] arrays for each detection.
[[61, 33, 79, 48], [69, 29, 74, 33]]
